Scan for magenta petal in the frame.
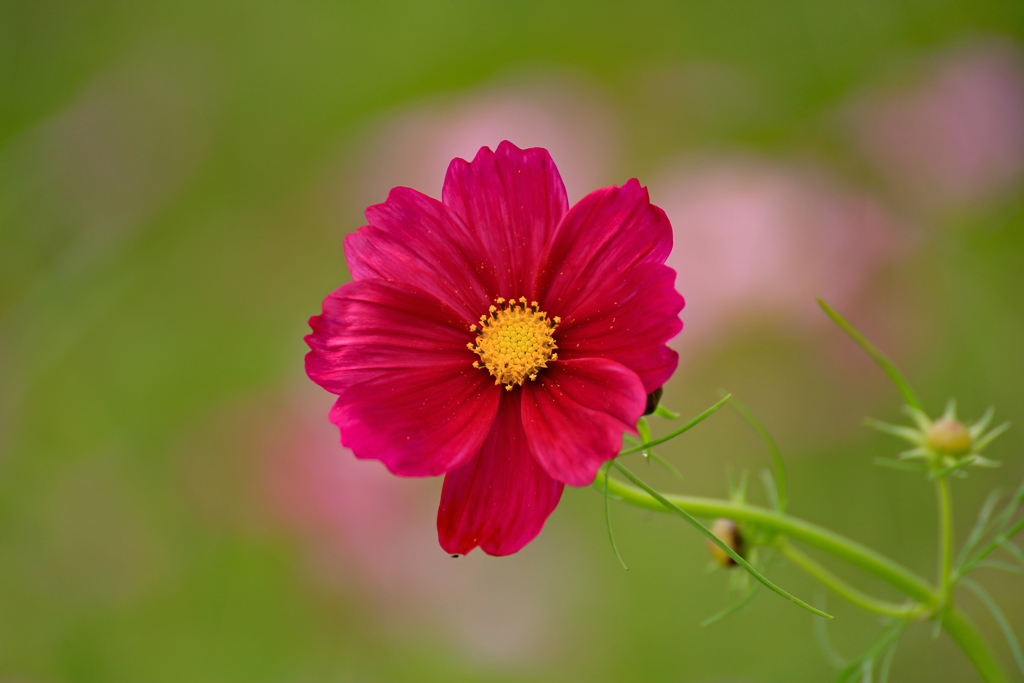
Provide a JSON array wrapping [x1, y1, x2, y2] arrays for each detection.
[[346, 187, 492, 321], [537, 179, 673, 318], [437, 393, 564, 556], [332, 361, 500, 477], [305, 278, 474, 394], [442, 141, 569, 298], [556, 262, 684, 393], [521, 359, 646, 487], [306, 277, 498, 477]]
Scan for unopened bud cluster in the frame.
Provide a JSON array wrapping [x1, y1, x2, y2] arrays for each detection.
[[707, 518, 744, 568], [868, 400, 1008, 477], [926, 418, 972, 456]]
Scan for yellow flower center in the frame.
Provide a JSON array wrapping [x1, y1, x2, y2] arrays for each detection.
[[468, 297, 559, 391]]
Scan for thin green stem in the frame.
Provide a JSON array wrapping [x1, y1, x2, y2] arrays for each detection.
[[594, 466, 936, 603], [817, 299, 922, 410], [938, 476, 954, 603], [944, 607, 1012, 683], [727, 394, 787, 511], [595, 468, 1012, 682], [618, 394, 731, 456], [780, 543, 925, 619], [612, 461, 832, 619]]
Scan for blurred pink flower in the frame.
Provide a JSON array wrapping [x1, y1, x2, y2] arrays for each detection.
[[341, 72, 620, 207], [847, 38, 1024, 212], [654, 157, 901, 347], [264, 390, 436, 580], [305, 142, 681, 556]]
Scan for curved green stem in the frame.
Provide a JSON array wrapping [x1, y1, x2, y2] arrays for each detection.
[[594, 468, 1012, 682], [594, 467, 935, 603], [945, 607, 1012, 683], [780, 542, 926, 620]]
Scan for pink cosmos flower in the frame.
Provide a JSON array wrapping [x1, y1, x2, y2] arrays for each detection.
[[656, 156, 900, 346], [846, 38, 1024, 213], [305, 141, 683, 556]]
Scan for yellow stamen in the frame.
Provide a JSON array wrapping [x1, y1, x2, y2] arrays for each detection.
[[468, 297, 559, 390]]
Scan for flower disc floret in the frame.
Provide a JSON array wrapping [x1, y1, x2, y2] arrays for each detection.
[[469, 297, 560, 390]]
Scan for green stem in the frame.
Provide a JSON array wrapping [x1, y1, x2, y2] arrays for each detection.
[[594, 467, 935, 603], [817, 298, 922, 410], [594, 468, 1012, 682], [944, 607, 1012, 683], [619, 394, 730, 456], [780, 543, 925, 620], [938, 476, 954, 603]]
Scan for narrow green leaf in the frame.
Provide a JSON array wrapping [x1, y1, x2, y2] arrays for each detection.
[[973, 421, 1011, 453], [974, 561, 1024, 574], [878, 639, 899, 683], [969, 406, 995, 439], [931, 456, 978, 480], [962, 577, 1024, 675], [1001, 541, 1024, 566], [902, 405, 932, 432], [726, 467, 744, 502], [997, 479, 1024, 532], [897, 447, 931, 461], [955, 491, 1002, 570], [970, 455, 1002, 468], [818, 298, 922, 410], [653, 403, 680, 419], [814, 595, 847, 669], [873, 458, 926, 472], [702, 549, 776, 627], [845, 658, 873, 683], [648, 452, 684, 481], [1003, 516, 1024, 542], [612, 461, 833, 619], [726, 394, 787, 511], [760, 469, 780, 512], [865, 419, 924, 445], [1010, 480, 1024, 509], [964, 531, 1022, 572], [603, 462, 628, 571], [619, 394, 731, 456], [700, 585, 759, 627], [623, 432, 684, 480], [942, 398, 957, 421], [838, 658, 868, 683], [637, 416, 653, 463], [838, 622, 905, 683], [932, 599, 950, 639]]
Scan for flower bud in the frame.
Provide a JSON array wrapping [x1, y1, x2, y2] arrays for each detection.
[[926, 418, 972, 456], [643, 387, 664, 416], [706, 518, 744, 568]]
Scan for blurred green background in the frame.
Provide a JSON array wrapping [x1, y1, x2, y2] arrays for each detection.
[[2, 1, 1023, 681]]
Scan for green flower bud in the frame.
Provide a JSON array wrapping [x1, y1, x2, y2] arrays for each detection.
[[926, 418, 972, 456], [706, 518, 744, 568]]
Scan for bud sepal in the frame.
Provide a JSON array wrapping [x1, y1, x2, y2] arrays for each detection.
[[867, 399, 1010, 479]]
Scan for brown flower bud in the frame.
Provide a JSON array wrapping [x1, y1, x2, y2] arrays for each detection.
[[643, 387, 664, 416], [706, 518, 744, 568]]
